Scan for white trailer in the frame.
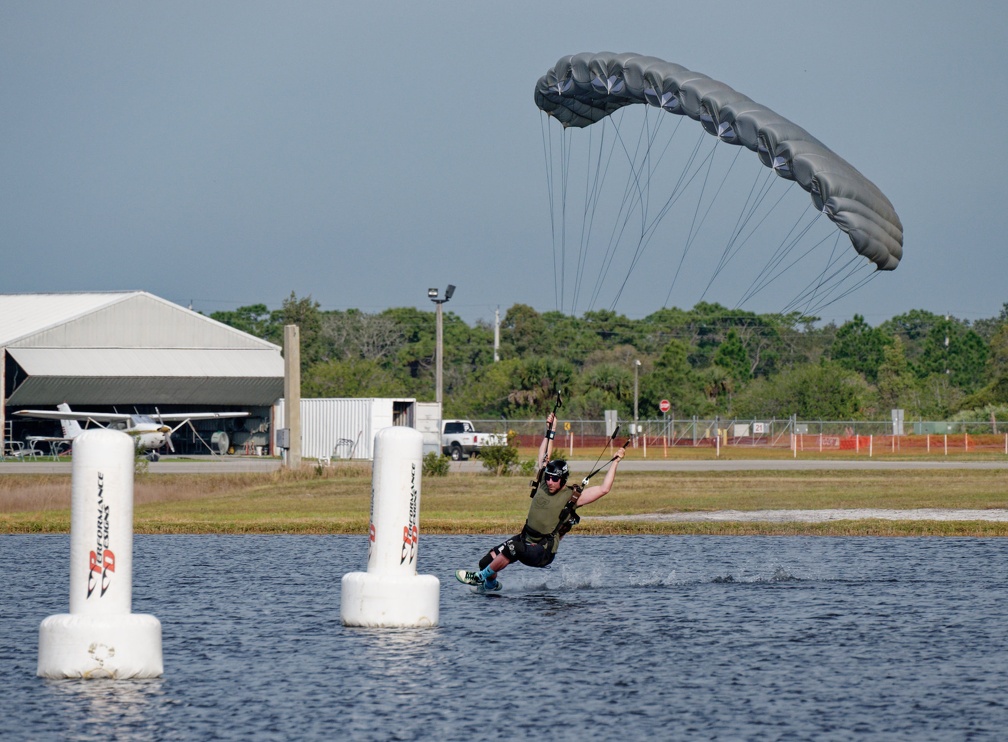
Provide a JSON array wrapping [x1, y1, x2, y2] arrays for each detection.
[[274, 398, 441, 461]]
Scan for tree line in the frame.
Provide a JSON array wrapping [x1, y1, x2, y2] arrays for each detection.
[[210, 293, 1008, 423]]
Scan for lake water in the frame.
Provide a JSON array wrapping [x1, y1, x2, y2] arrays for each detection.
[[2, 534, 1007, 740]]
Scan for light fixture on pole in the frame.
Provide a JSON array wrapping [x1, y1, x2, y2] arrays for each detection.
[[429, 285, 455, 407]]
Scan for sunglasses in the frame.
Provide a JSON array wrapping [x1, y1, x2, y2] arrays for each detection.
[[544, 473, 563, 482]]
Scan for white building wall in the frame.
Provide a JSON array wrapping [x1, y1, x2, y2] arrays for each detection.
[[276, 398, 428, 461]]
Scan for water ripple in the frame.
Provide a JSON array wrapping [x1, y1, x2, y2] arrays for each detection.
[[3, 534, 1007, 740]]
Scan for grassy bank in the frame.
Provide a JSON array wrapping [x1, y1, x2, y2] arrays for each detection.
[[2, 465, 1007, 536]]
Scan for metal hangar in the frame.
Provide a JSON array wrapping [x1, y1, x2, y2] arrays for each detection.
[[1, 291, 284, 456]]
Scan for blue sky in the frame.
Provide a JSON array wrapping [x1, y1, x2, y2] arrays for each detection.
[[2, 1, 1005, 328]]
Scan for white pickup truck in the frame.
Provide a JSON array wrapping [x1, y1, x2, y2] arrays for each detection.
[[441, 419, 507, 460]]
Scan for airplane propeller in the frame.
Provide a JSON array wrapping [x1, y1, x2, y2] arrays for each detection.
[[155, 408, 175, 453]]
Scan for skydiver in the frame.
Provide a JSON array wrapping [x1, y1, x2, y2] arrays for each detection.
[[455, 411, 626, 591]]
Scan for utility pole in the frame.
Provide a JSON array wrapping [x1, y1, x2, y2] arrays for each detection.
[[494, 306, 500, 362], [633, 359, 641, 447], [283, 324, 301, 469]]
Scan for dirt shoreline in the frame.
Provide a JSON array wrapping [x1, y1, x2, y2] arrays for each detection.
[[588, 509, 1008, 523]]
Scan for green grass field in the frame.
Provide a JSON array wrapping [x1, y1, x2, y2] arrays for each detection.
[[2, 463, 1007, 536]]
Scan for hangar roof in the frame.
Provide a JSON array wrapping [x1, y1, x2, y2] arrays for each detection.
[[2, 292, 284, 407], [0, 293, 125, 344], [0, 291, 279, 350]]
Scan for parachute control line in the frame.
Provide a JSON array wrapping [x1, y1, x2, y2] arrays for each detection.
[[341, 426, 439, 628], [37, 429, 164, 679]]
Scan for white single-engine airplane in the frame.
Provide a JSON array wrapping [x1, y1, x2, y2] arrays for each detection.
[[15, 403, 249, 460]]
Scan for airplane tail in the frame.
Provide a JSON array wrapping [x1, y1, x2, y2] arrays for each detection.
[[57, 403, 83, 439]]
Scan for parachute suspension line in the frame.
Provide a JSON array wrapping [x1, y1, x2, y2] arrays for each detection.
[[626, 112, 693, 285], [559, 125, 577, 312], [792, 226, 848, 315], [687, 144, 748, 304], [667, 138, 722, 305], [598, 108, 664, 311], [576, 117, 623, 314], [733, 188, 818, 304], [660, 133, 721, 308], [784, 253, 872, 318], [602, 107, 689, 313], [546, 112, 635, 316], [652, 133, 721, 307], [763, 219, 842, 305], [702, 162, 780, 296], [584, 113, 710, 312], [729, 183, 815, 305], [783, 232, 881, 317], [540, 112, 566, 312], [737, 201, 828, 305], [570, 122, 597, 315], [565, 114, 619, 314], [549, 122, 580, 311], [742, 204, 882, 319], [571, 113, 700, 313], [586, 109, 657, 313], [803, 267, 881, 317]]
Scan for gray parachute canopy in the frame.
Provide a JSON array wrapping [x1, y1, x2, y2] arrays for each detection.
[[535, 52, 902, 271]]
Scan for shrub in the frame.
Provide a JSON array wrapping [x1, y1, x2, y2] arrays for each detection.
[[423, 451, 450, 477], [479, 443, 520, 476]]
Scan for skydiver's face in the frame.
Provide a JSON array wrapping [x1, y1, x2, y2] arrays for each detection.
[[544, 474, 565, 493]]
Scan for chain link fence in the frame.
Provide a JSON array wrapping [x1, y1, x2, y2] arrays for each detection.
[[470, 417, 1008, 456]]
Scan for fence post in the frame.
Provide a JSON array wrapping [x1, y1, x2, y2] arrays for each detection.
[[663, 414, 668, 458]]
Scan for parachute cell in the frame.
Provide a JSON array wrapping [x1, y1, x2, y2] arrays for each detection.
[[535, 52, 903, 272]]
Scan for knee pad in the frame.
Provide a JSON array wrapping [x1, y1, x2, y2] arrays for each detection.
[[480, 538, 518, 570], [478, 551, 495, 570]]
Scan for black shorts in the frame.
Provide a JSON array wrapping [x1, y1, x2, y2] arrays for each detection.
[[492, 533, 556, 569]]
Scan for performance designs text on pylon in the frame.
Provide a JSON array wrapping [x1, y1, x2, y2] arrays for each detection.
[[87, 472, 116, 598]]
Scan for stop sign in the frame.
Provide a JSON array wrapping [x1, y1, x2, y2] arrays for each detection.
[[659, 399, 671, 413]]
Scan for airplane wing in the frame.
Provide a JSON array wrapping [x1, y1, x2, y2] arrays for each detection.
[[26, 435, 74, 443], [14, 409, 134, 422], [15, 409, 249, 422], [151, 412, 249, 422]]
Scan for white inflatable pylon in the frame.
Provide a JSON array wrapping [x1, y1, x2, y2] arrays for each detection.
[[341, 426, 440, 627], [37, 429, 164, 679]]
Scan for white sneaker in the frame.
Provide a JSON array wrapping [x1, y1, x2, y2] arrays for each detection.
[[455, 569, 483, 586]]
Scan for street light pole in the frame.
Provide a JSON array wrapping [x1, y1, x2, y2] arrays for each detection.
[[428, 285, 456, 407], [435, 301, 444, 405]]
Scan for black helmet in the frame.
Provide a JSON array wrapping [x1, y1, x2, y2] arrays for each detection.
[[544, 459, 569, 483]]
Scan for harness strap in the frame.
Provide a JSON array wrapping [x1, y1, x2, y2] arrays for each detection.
[[552, 486, 583, 538], [521, 523, 549, 540]]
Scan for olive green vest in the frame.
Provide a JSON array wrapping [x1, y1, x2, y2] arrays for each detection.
[[525, 479, 570, 539]]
